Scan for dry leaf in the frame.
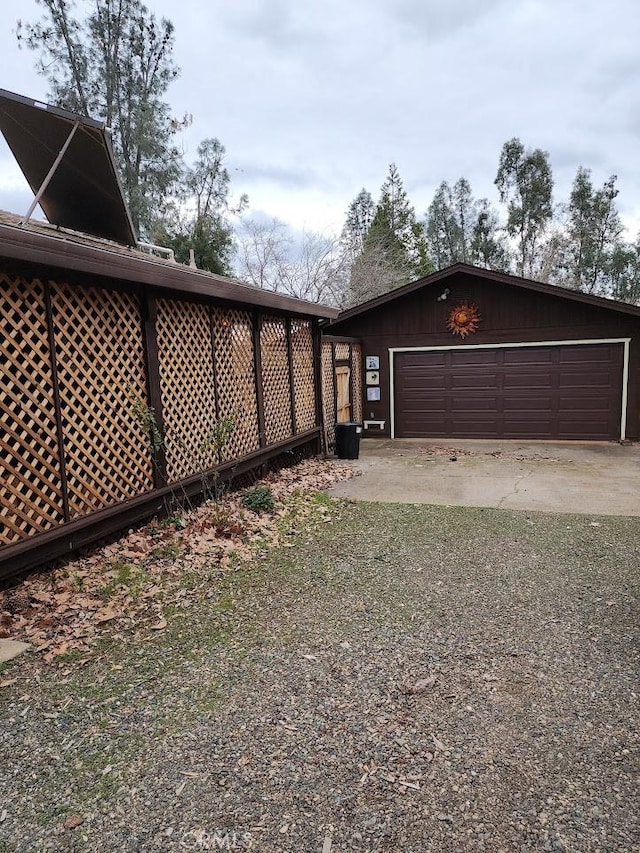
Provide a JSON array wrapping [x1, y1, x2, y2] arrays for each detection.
[[63, 815, 84, 830], [151, 619, 167, 631], [0, 458, 356, 663], [95, 608, 118, 623]]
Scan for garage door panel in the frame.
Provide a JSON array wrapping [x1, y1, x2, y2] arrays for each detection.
[[402, 352, 447, 367], [504, 373, 554, 389], [451, 372, 499, 390], [451, 396, 501, 412], [400, 376, 446, 392], [558, 370, 613, 389], [503, 395, 554, 411], [450, 349, 498, 366], [559, 344, 621, 364], [504, 349, 554, 365], [558, 395, 612, 412], [394, 344, 623, 440], [504, 418, 554, 437]]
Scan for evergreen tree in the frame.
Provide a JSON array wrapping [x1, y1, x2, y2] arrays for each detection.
[[425, 181, 460, 268], [469, 200, 510, 270], [152, 138, 247, 275], [426, 179, 508, 271], [564, 168, 625, 293], [341, 188, 375, 256], [374, 163, 430, 277], [495, 138, 553, 277], [345, 165, 431, 305], [18, 0, 185, 236], [608, 238, 640, 304]]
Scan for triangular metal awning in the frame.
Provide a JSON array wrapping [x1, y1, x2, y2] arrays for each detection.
[[0, 88, 137, 246]]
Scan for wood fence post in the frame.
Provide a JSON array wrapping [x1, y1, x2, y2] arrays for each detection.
[[312, 320, 325, 454], [43, 281, 71, 523], [348, 343, 354, 422]]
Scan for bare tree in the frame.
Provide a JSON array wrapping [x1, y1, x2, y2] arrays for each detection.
[[234, 218, 347, 306]]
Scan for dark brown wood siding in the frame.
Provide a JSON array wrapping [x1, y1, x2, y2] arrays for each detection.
[[329, 270, 640, 441]]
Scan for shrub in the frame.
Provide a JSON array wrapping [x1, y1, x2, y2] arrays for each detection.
[[242, 484, 275, 513]]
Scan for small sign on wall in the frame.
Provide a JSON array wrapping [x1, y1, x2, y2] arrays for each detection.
[[366, 387, 381, 401], [366, 370, 379, 385], [365, 355, 379, 370]]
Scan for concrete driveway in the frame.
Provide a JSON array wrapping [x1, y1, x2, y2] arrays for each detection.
[[328, 438, 640, 515]]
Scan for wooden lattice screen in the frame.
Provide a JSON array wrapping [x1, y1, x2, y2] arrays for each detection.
[[334, 342, 350, 361], [291, 320, 316, 433], [51, 282, 154, 517], [320, 338, 365, 451], [1, 269, 323, 564], [352, 343, 363, 424], [321, 341, 336, 450], [0, 275, 65, 543], [156, 298, 220, 483], [260, 315, 293, 445], [211, 308, 260, 462]]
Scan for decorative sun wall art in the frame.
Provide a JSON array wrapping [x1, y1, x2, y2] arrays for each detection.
[[447, 303, 481, 338]]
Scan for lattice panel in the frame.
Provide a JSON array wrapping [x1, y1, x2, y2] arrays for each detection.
[[334, 342, 350, 361], [156, 298, 220, 482], [50, 282, 154, 517], [260, 315, 292, 445], [211, 308, 260, 462], [321, 341, 336, 450], [352, 343, 363, 423], [291, 320, 316, 433], [1, 275, 66, 542]]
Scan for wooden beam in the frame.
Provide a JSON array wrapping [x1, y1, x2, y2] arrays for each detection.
[[312, 320, 325, 453], [43, 281, 71, 523]]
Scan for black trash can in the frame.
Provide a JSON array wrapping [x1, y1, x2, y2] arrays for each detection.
[[335, 422, 362, 459]]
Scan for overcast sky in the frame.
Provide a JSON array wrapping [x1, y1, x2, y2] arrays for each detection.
[[1, 0, 639, 238]]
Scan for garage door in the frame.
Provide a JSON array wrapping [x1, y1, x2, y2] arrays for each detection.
[[394, 343, 624, 440]]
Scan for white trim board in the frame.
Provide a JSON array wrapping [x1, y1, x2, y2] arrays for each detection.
[[388, 338, 631, 441]]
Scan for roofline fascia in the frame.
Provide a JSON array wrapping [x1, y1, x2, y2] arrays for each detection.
[[0, 222, 338, 319]]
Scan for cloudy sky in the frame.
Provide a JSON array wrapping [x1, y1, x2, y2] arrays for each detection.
[[1, 0, 639, 238]]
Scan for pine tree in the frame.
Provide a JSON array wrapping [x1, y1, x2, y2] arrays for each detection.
[[341, 188, 375, 256], [18, 0, 186, 236], [344, 165, 431, 305]]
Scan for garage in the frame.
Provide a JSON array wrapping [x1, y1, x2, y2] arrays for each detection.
[[326, 263, 640, 443], [393, 342, 625, 440]]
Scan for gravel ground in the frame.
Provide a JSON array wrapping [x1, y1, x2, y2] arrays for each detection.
[[1, 500, 638, 853]]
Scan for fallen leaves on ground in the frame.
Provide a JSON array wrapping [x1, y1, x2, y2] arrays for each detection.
[[416, 445, 569, 463], [0, 458, 357, 663]]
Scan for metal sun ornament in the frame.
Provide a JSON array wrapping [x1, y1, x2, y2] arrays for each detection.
[[447, 303, 481, 338]]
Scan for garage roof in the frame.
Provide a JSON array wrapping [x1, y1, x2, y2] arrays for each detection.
[[331, 263, 640, 325]]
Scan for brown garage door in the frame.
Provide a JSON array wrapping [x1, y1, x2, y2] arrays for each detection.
[[394, 343, 624, 440]]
